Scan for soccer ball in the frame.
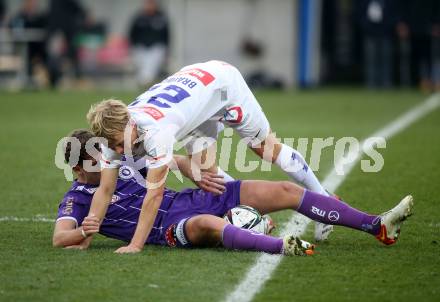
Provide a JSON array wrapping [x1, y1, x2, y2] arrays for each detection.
[[224, 205, 274, 235]]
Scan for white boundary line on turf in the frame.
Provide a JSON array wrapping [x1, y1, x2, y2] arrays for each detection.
[[0, 216, 55, 223], [224, 93, 440, 302]]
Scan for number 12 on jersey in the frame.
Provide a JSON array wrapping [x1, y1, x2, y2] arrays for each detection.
[[129, 85, 191, 109]]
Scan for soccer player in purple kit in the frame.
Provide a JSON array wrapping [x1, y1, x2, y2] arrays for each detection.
[[53, 129, 413, 255]]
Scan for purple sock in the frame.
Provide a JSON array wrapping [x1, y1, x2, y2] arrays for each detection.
[[222, 224, 283, 254], [297, 190, 381, 235]]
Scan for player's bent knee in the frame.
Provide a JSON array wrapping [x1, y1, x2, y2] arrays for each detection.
[[279, 181, 303, 198], [192, 215, 225, 232], [185, 215, 226, 246]]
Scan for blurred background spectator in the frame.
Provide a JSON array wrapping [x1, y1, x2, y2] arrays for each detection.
[[357, 0, 398, 89], [76, 11, 106, 77], [46, 0, 85, 88], [0, 0, 438, 92], [128, 0, 169, 88], [397, 0, 440, 92], [238, 0, 283, 89], [0, 0, 6, 25], [8, 0, 47, 87]]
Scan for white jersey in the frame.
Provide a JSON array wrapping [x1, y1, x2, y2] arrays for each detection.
[[101, 60, 270, 169], [132, 60, 233, 139]]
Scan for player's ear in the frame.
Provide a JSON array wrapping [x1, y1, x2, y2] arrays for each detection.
[[72, 165, 81, 173]]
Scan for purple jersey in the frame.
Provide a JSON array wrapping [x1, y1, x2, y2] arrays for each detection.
[[56, 165, 241, 246]]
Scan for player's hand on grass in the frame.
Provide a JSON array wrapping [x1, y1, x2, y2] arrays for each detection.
[[196, 171, 226, 195], [114, 244, 143, 254], [82, 214, 100, 236]]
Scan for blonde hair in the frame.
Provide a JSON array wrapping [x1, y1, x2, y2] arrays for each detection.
[[86, 99, 129, 142]]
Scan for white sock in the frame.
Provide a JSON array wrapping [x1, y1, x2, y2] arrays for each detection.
[[274, 144, 328, 196], [217, 167, 235, 182]]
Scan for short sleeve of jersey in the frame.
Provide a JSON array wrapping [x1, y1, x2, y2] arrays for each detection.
[[142, 127, 175, 169], [56, 194, 90, 227], [100, 144, 122, 169]]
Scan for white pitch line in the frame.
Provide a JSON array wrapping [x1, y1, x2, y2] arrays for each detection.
[[224, 93, 440, 302], [0, 216, 55, 223]]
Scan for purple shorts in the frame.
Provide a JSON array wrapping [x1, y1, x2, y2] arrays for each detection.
[[148, 180, 242, 247]]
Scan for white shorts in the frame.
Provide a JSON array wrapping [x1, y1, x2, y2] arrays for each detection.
[[184, 65, 270, 154]]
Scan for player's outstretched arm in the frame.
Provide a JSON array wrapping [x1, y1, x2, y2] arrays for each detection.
[[88, 168, 118, 221], [115, 165, 169, 254], [52, 220, 96, 248]]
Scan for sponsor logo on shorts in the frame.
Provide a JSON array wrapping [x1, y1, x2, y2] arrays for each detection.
[[165, 224, 177, 247], [222, 106, 243, 124], [311, 206, 326, 217], [176, 219, 189, 246]]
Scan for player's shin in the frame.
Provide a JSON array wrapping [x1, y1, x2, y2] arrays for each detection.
[[274, 144, 334, 241], [297, 190, 381, 235], [222, 224, 283, 254], [274, 144, 328, 196]]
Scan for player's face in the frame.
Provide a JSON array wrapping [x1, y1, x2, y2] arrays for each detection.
[[111, 126, 138, 155], [111, 132, 125, 155]]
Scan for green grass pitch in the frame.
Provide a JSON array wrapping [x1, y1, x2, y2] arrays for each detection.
[[0, 89, 439, 301]]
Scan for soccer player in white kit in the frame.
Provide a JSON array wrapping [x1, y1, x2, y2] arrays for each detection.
[[86, 60, 333, 253]]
